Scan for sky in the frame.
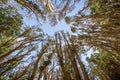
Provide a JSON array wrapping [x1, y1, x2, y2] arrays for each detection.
[[1, 0, 93, 72], [23, 0, 85, 36], [21, 0, 91, 66]]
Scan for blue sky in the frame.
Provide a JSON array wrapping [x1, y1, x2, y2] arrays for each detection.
[[23, 0, 85, 36], [22, 0, 91, 67]]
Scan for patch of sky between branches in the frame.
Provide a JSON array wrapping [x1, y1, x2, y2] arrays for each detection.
[[22, 0, 85, 36], [16, 0, 91, 68]]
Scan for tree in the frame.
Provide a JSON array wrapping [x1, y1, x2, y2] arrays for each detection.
[[67, 0, 120, 80], [0, 27, 44, 79], [70, 0, 120, 53], [0, 0, 120, 80], [0, 1, 23, 57], [87, 48, 120, 80], [14, 0, 80, 26], [0, 4, 22, 38]]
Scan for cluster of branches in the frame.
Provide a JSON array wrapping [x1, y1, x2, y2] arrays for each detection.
[[0, 0, 120, 80], [69, 0, 120, 79], [0, 27, 47, 79], [13, 0, 80, 26]]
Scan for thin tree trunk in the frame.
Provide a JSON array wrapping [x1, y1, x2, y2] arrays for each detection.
[[29, 43, 49, 80], [55, 33, 72, 80], [61, 32, 82, 80]]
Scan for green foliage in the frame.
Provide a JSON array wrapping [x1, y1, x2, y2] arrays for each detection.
[[0, 0, 8, 4], [0, 6, 22, 38], [87, 48, 120, 80], [69, 0, 120, 80], [90, 0, 120, 14], [0, 3, 23, 56], [90, 0, 106, 14], [0, 0, 120, 80]]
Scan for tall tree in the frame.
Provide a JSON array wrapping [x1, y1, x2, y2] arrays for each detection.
[[14, 0, 80, 26]]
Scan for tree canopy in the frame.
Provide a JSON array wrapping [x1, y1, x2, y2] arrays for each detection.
[[0, 0, 120, 80]]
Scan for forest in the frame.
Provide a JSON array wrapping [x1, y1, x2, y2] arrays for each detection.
[[0, 0, 120, 80]]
